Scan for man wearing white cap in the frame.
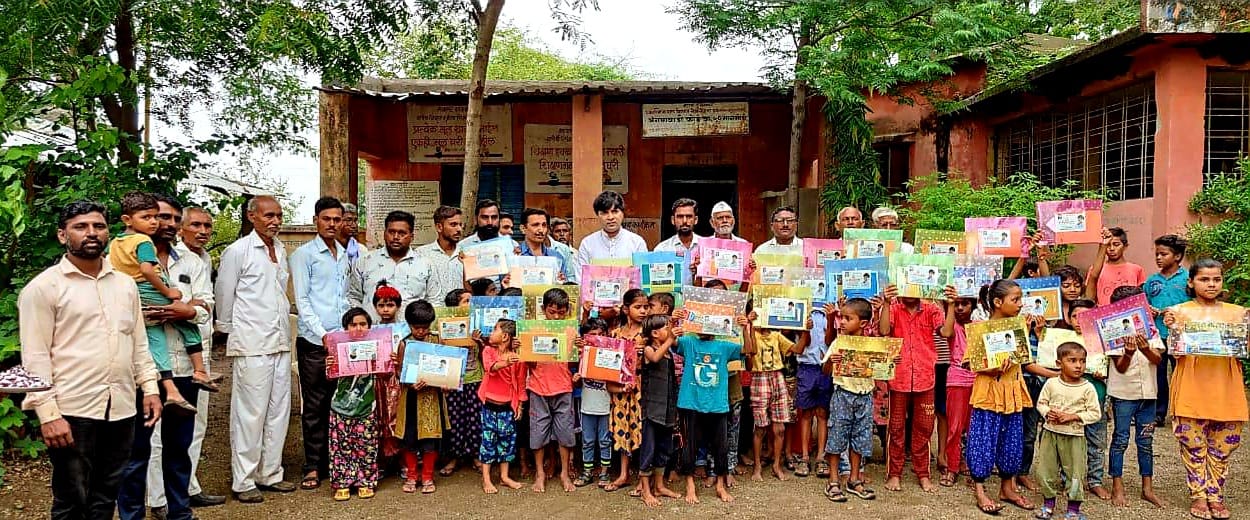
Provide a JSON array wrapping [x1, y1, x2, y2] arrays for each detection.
[[754, 206, 804, 256], [871, 207, 914, 254], [709, 201, 748, 243]]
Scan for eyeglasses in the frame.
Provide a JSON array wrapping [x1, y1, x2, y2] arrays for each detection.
[[773, 218, 797, 225]]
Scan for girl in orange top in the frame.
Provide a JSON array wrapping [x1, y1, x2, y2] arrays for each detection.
[[605, 288, 650, 492], [966, 280, 1035, 515], [1162, 258, 1249, 520]]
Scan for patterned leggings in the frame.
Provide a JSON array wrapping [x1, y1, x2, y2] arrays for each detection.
[[1174, 417, 1245, 502], [965, 409, 1023, 483], [328, 412, 379, 489]]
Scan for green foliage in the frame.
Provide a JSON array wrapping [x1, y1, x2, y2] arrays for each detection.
[[1186, 158, 1250, 306], [821, 101, 890, 215], [1029, 0, 1141, 40]]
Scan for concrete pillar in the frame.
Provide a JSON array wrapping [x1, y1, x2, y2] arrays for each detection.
[[1152, 49, 1207, 235], [571, 93, 604, 246], [319, 91, 352, 203]]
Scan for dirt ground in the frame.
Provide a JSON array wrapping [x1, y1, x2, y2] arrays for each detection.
[[0, 349, 1243, 520]]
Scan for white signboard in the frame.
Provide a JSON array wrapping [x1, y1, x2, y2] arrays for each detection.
[[406, 104, 512, 163], [365, 180, 440, 246], [523, 124, 629, 193], [641, 102, 750, 137]]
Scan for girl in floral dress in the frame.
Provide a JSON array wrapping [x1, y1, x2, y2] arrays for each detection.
[[326, 307, 382, 501]]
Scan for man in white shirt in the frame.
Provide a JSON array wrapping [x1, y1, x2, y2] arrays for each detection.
[[289, 197, 350, 489], [146, 206, 225, 517], [460, 199, 504, 245], [654, 198, 706, 257], [754, 206, 804, 256], [415, 205, 466, 304], [709, 201, 748, 243], [835, 207, 865, 238], [215, 195, 296, 503], [575, 190, 648, 268], [348, 210, 437, 320], [871, 207, 915, 254]]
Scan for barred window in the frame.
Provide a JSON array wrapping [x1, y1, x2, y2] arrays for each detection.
[[1204, 70, 1250, 182], [994, 82, 1156, 200]]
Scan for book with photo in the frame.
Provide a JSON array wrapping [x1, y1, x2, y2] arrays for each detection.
[[399, 340, 468, 390], [634, 251, 684, 295], [965, 217, 1029, 258], [822, 335, 902, 380], [753, 253, 804, 286], [509, 255, 560, 287], [1017, 276, 1063, 321], [578, 334, 637, 384], [1037, 327, 1109, 378], [517, 319, 579, 362], [965, 317, 1033, 372], [580, 264, 641, 307], [461, 236, 514, 279], [843, 228, 904, 259], [326, 328, 395, 378], [952, 255, 1004, 298], [696, 237, 752, 283], [1170, 321, 1250, 358], [1037, 200, 1103, 245], [1075, 293, 1153, 354], [434, 306, 472, 346], [469, 296, 525, 336], [752, 285, 812, 331], [888, 253, 955, 300], [914, 229, 968, 255], [521, 284, 580, 320], [825, 257, 889, 300], [803, 238, 845, 268], [787, 267, 829, 306], [680, 285, 750, 338]]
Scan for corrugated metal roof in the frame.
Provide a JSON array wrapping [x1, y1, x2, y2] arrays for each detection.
[[318, 78, 789, 99]]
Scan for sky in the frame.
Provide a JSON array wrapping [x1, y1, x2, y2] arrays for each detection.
[[268, 0, 770, 220]]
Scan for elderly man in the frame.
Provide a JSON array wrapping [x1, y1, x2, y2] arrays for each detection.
[[871, 207, 915, 254], [835, 207, 865, 238], [289, 197, 350, 490], [339, 202, 367, 263], [117, 195, 211, 520], [709, 201, 748, 243], [550, 217, 572, 246], [754, 206, 804, 256], [20, 201, 163, 519], [215, 195, 296, 503], [348, 210, 437, 319], [146, 206, 225, 518], [575, 191, 648, 267], [415, 205, 466, 304]]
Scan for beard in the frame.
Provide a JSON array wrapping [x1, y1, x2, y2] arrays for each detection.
[[476, 224, 500, 240], [715, 224, 733, 236], [69, 239, 105, 259]]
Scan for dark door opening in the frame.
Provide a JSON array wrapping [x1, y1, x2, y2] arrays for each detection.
[[441, 165, 526, 242], [661, 165, 739, 239]]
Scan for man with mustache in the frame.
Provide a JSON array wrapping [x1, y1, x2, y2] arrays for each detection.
[[754, 206, 804, 256], [20, 201, 163, 519], [415, 205, 467, 304], [215, 195, 297, 503], [655, 198, 706, 259], [348, 210, 437, 321], [338, 202, 367, 264], [117, 195, 217, 520], [709, 202, 747, 243]]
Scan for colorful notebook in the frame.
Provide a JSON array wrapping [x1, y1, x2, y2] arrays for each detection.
[[509, 255, 560, 287], [914, 229, 968, 255], [521, 284, 580, 320], [696, 238, 753, 283], [634, 251, 684, 295], [469, 296, 525, 335], [435, 306, 472, 346], [965, 317, 1033, 372], [580, 264, 641, 307], [825, 257, 889, 300], [1037, 328, 1109, 378], [517, 319, 579, 362], [578, 335, 637, 384], [399, 340, 468, 390], [325, 328, 394, 378], [788, 267, 829, 306], [1037, 200, 1103, 245], [803, 239, 846, 268], [1076, 293, 1153, 355], [823, 336, 903, 380], [888, 253, 955, 300], [753, 253, 804, 286], [461, 236, 514, 279], [1170, 321, 1250, 358], [952, 255, 1004, 298], [965, 217, 1029, 258], [1017, 276, 1063, 321], [752, 285, 812, 331], [843, 228, 904, 259]]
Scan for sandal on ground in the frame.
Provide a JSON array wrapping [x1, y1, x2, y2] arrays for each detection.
[[402, 479, 418, 494], [573, 469, 594, 487], [794, 459, 811, 477], [1190, 507, 1214, 520], [783, 455, 798, 471], [846, 480, 876, 500], [597, 472, 611, 487], [1210, 502, 1231, 520], [163, 398, 197, 416], [438, 462, 457, 477], [1001, 495, 1036, 511], [357, 487, 375, 499], [300, 473, 320, 490], [1034, 506, 1054, 520], [940, 472, 957, 487], [627, 488, 643, 498], [978, 500, 1005, 516], [816, 460, 831, 479], [603, 482, 624, 492], [824, 482, 848, 503], [332, 489, 350, 501], [420, 480, 436, 494]]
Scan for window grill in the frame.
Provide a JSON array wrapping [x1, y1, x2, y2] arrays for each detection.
[[1204, 71, 1250, 182]]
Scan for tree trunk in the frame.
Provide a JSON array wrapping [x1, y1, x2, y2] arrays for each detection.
[[459, 0, 505, 213], [109, 0, 141, 166], [786, 29, 811, 210]]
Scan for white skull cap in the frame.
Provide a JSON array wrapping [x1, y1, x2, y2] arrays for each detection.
[[711, 201, 734, 215]]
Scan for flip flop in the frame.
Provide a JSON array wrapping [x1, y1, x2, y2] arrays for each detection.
[[1190, 508, 1214, 520], [1001, 495, 1036, 511], [421, 480, 436, 494], [627, 488, 643, 498], [1209, 502, 1230, 520], [402, 480, 418, 494], [979, 501, 1005, 516], [940, 473, 957, 487], [438, 467, 456, 477], [300, 474, 320, 490], [603, 482, 623, 492]]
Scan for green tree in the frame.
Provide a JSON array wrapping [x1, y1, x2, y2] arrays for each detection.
[[370, 27, 636, 81], [1187, 159, 1250, 306]]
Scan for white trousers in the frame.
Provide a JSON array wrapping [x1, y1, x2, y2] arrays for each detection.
[[145, 388, 209, 506], [229, 352, 291, 493]]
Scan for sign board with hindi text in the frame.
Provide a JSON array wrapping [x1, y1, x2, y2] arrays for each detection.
[[524, 124, 629, 193], [641, 102, 750, 137], [365, 180, 439, 247], [407, 104, 512, 163]]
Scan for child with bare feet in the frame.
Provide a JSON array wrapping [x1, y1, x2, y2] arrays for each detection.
[[748, 304, 807, 482], [525, 289, 578, 493], [634, 315, 682, 507], [670, 308, 749, 504], [1104, 286, 1166, 509], [478, 319, 528, 494]]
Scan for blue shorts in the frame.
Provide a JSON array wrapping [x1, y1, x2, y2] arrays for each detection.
[[825, 386, 874, 457], [796, 363, 833, 411]]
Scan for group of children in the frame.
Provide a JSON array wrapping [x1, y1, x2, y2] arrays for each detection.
[[312, 226, 1246, 520]]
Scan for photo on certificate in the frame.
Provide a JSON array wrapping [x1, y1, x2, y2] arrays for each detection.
[[952, 255, 1004, 298], [399, 340, 468, 390], [469, 296, 525, 336], [914, 229, 968, 256], [752, 285, 811, 331], [634, 251, 684, 295], [580, 265, 641, 307], [803, 239, 844, 268], [1037, 200, 1103, 245], [965, 317, 1033, 372], [517, 319, 578, 362], [965, 217, 1028, 258], [326, 328, 395, 378], [1017, 276, 1063, 321]]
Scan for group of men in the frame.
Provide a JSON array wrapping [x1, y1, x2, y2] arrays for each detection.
[[17, 185, 906, 520]]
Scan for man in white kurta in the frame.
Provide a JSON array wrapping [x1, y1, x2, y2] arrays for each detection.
[[214, 196, 295, 502]]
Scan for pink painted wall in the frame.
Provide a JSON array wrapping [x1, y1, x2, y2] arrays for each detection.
[[1066, 198, 1157, 272]]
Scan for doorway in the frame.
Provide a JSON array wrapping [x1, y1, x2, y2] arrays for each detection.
[[661, 165, 739, 239]]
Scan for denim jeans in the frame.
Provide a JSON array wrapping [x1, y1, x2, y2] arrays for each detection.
[[1084, 405, 1108, 487], [579, 413, 611, 469], [117, 379, 197, 520], [1109, 398, 1157, 478]]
